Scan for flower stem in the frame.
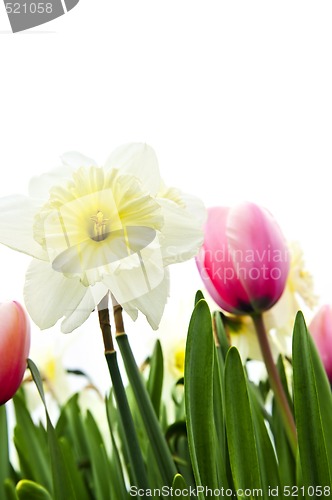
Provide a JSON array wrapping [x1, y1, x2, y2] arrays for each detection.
[[252, 313, 297, 457], [98, 303, 149, 490], [112, 301, 177, 486]]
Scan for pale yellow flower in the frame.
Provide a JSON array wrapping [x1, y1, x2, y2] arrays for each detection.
[[0, 144, 205, 332]]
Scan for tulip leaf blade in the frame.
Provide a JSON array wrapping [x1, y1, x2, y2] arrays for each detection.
[[292, 312, 332, 492], [172, 474, 188, 500], [27, 359, 78, 500], [248, 383, 280, 494], [0, 405, 10, 500], [224, 347, 262, 497], [184, 299, 218, 498], [146, 339, 164, 418], [16, 480, 52, 500]]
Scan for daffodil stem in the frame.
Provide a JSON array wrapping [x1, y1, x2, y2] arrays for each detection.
[[98, 308, 149, 491], [252, 313, 297, 457], [113, 304, 177, 486], [98, 308, 115, 352]]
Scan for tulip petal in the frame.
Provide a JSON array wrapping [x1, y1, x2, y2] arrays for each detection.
[[24, 259, 88, 330], [226, 202, 289, 312], [0, 302, 30, 405], [0, 195, 47, 260], [197, 207, 252, 314], [105, 143, 161, 195], [121, 268, 170, 329]]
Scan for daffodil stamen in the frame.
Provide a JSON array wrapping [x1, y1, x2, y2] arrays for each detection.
[[90, 210, 110, 242]]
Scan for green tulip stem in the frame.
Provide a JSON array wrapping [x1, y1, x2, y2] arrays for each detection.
[[112, 300, 177, 486], [98, 303, 149, 490], [252, 313, 297, 457]]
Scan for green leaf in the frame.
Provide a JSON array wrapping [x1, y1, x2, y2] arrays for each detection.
[[16, 480, 52, 500], [146, 340, 164, 418], [213, 344, 229, 489], [195, 290, 205, 304], [0, 405, 10, 500], [248, 383, 279, 495], [184, 299, 218, 498], [224, 347, 261, 498], [84, 411, 111, 500], [116, 335, 177, 486], [293, 312, 332, 493], [13, 395, 52, 491], [172, 474, 188, 499], [213, 312, 230, 362], [28, 359, 77, 500], [271, 358, 296, 489], [4, 479, 19, 500], [58, 438, 90, 500]]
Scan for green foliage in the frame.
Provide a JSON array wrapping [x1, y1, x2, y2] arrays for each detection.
[[1, 298, 332, 499]]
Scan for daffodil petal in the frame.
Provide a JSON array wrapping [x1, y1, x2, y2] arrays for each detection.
[[103, 240, 165, 304], [105, 143, 161, 195], [121, 269, 170, 330], [24, 259, 88, 330], [0, 195, 47, 259], [157, 197, 205, 265], [61, 282, 109, 333], [61, 151, 97, 168], [28, 164, 76, 199]]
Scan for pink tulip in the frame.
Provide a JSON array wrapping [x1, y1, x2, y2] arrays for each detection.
[[0, 301, 30, 405], [309, 304, 332, 382], [196, 202, 290, 315]]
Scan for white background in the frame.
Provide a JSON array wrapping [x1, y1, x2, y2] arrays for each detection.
[[0, 1, 332, 392]]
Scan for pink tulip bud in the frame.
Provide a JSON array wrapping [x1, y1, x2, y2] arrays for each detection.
[[196, 202, 290, 315], [309, 304, 332, 382], [0, 301, 31, 405]]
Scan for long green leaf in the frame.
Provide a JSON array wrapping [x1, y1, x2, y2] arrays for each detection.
[[172, 474, 188, 500], [184, 299, 218, 499], [146, 340, 164, 418], [13, 395, 52, 491], [16, 480, 52, 500], [0, 405, 10, 500], [293, 312, 332, 493], [28, 359, 77, 500], [224, 347, 261, 498], [84, 411, 111, 500], [248, 383, 279, 495], [116, 335, 177, 486]]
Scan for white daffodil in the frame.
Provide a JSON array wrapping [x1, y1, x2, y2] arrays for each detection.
[[0, 143, 205, 332]]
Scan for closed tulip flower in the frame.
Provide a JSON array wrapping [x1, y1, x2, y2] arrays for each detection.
[[0, 301, 31, 405], [196, 202, 290, 315], [309, 304, 332, 382]]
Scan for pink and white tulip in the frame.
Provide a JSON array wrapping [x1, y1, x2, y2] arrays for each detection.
[[0, 301, 31, 405], [309, 304, 332, 382], [196, 202, 290, 315]]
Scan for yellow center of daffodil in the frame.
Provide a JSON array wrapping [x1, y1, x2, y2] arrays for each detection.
[[33, 166, 164, 289], [90, 210, 110, 242]]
